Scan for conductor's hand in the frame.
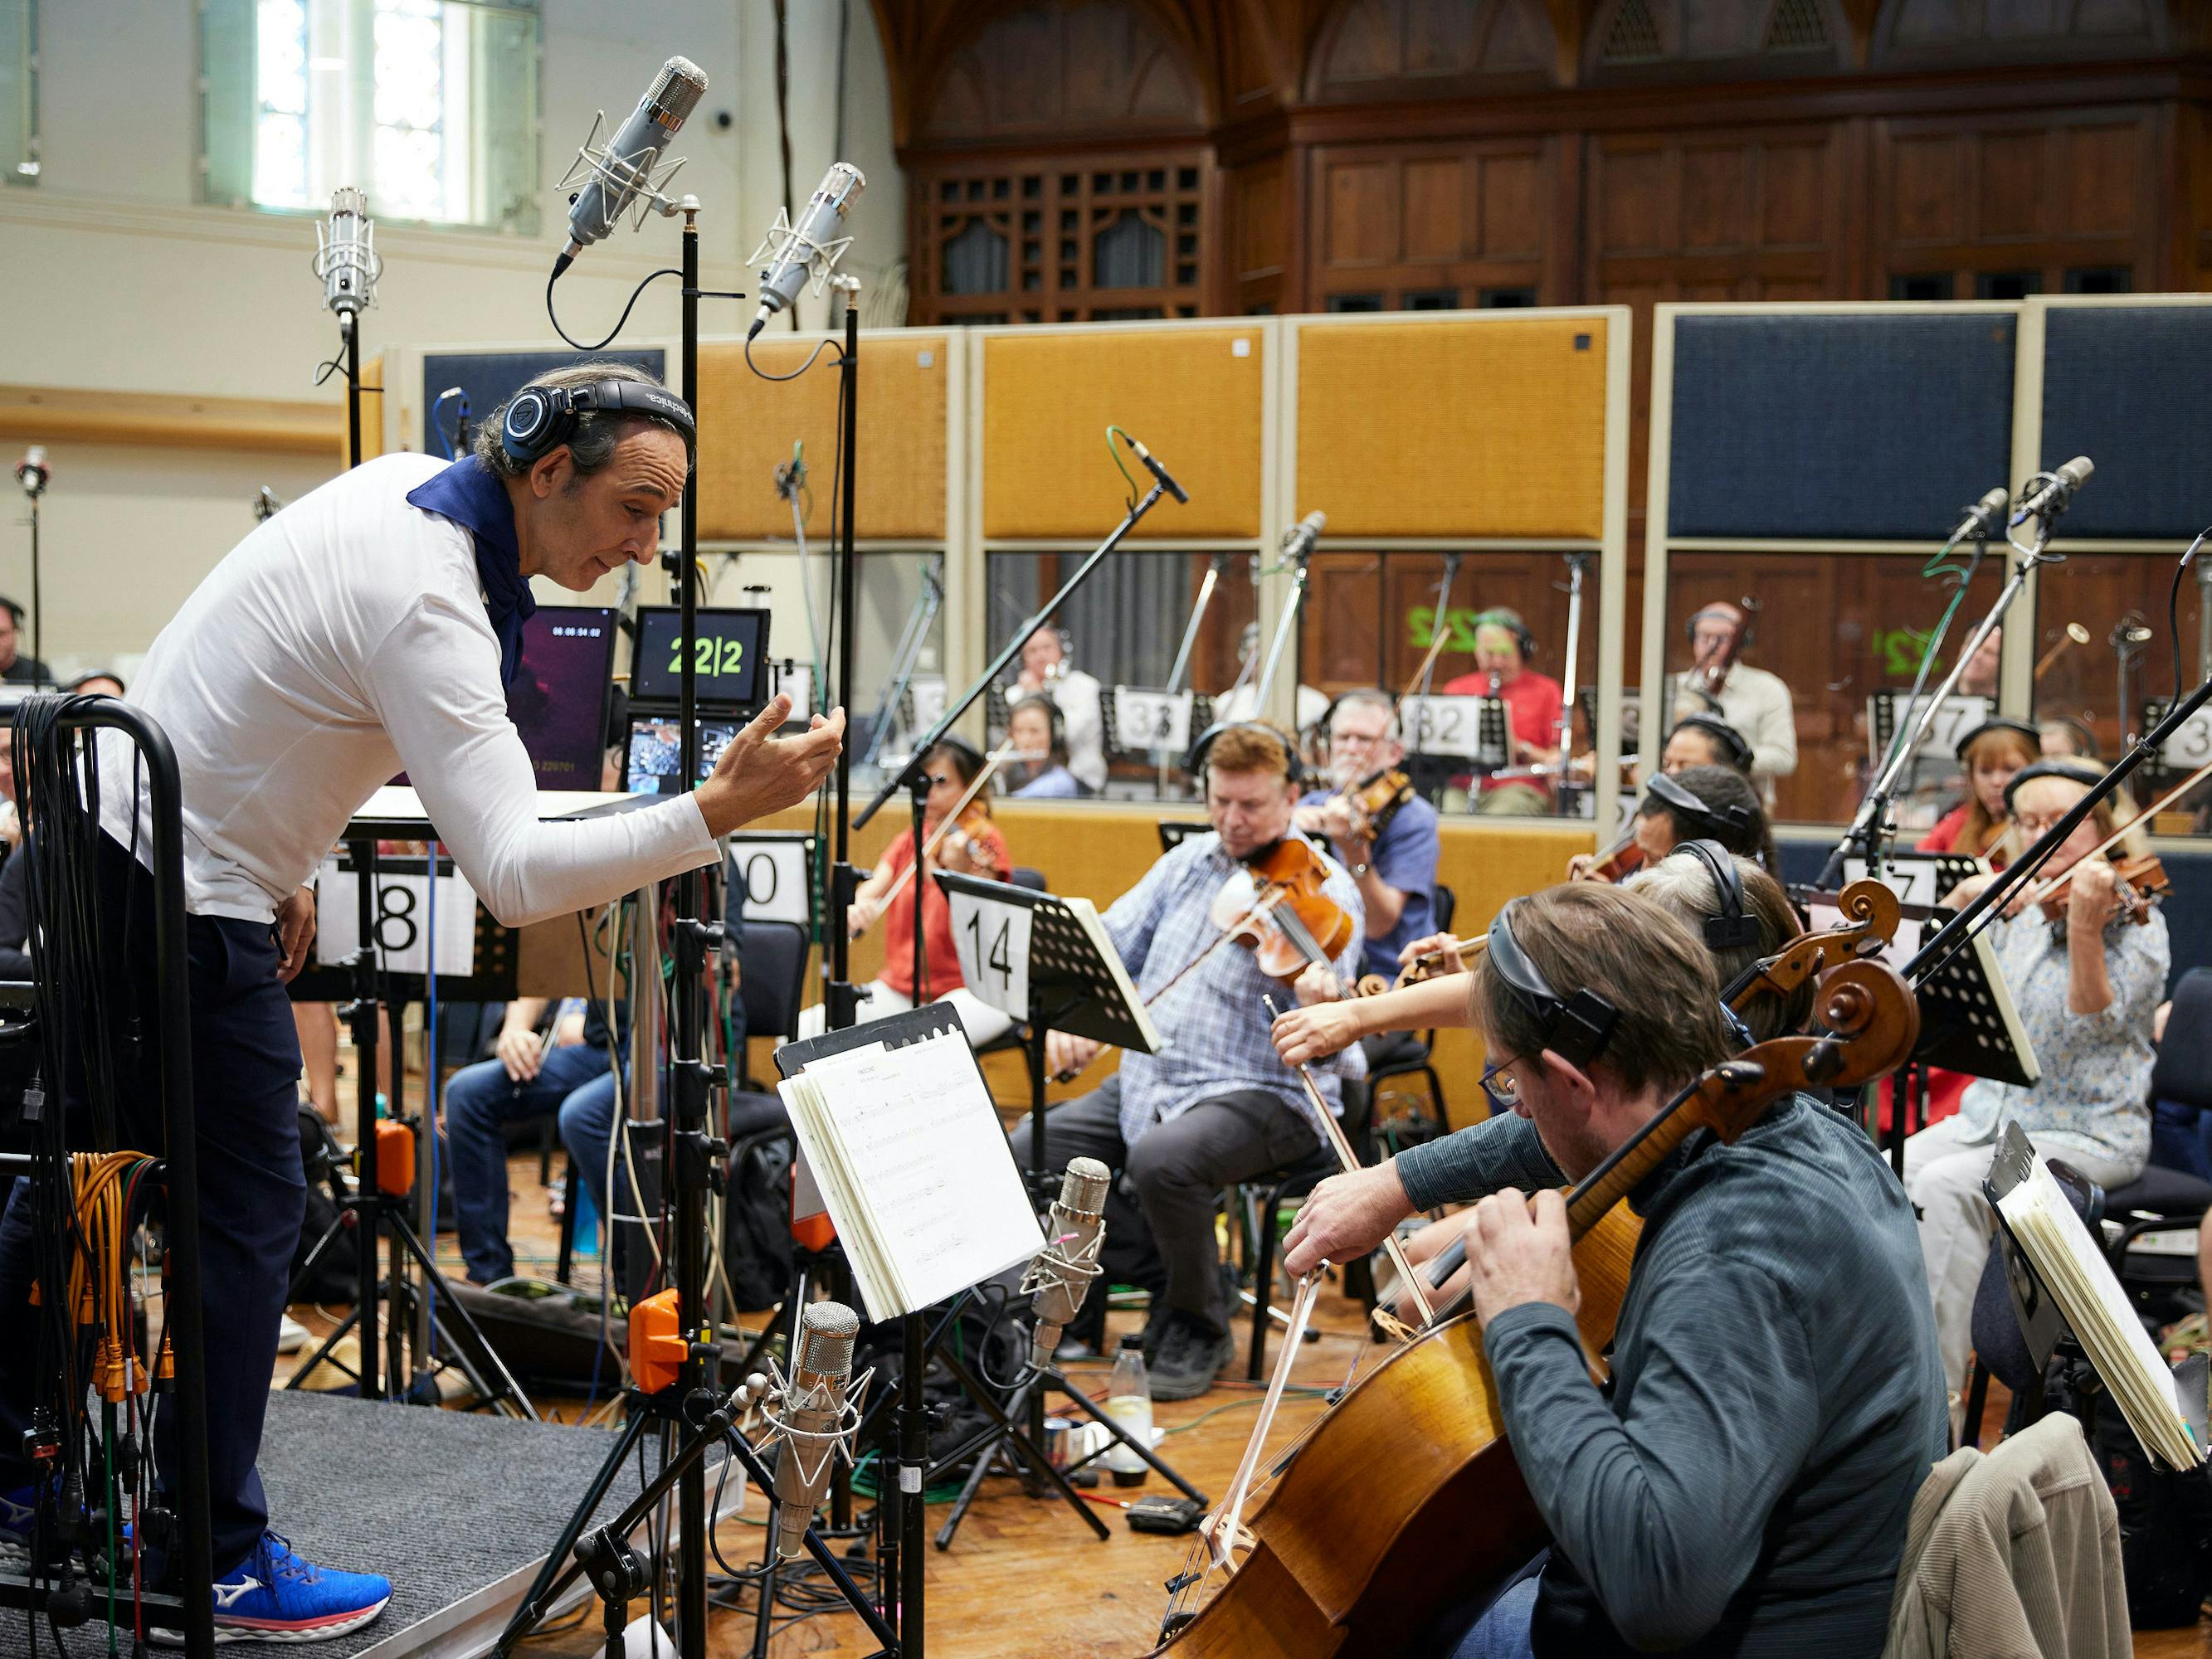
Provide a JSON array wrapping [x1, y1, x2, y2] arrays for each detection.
[[1282, 1160, 1411, 1278], [1467, 1188, 1578, 1325], [273, 886, 317, 984], [1272, 1000, 1361, 1067], [1046, 1030, 1102, 1081], [694, 695, 845, 839]]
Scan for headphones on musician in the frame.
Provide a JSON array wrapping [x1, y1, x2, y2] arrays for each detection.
[[1684, 604, 1754, 649], [1184, 719, 1302, 786], [1471, 607, 1537, 661], [1007, 693, 1066, 752], [1666, 839, 1761, 951], [1485, 898, 1620, 1070], [500, 377, 698, 466], [1315, 687, 1399, 746], [1644, 770, 1754, 840], [928, 732, 987, 778], [1668, 713, 1754, 775]]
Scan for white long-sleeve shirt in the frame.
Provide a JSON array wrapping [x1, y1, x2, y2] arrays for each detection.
[[1668, 662, 1799, 789], [99, 454, 717, 926]]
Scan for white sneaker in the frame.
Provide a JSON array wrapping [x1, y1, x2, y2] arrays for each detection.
[[277, 1315, 311, 1355]]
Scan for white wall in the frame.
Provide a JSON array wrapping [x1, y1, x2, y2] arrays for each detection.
[[0, 0, 903, 656]]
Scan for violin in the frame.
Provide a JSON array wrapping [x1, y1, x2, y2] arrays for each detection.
[[1352, 935, 1481, 1000], [1341, 766, 1413, 844], [1573, 825, 1644, 883], [1143, 835, 1360, 1010], [1152, 960, 1920, 1654], [2033, 851, 2169, 927]]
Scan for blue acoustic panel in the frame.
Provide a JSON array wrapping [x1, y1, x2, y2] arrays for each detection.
[[2041, 307, 2212, 541], [1667, 314, 2016, 542], [419, 348, 665, 460]]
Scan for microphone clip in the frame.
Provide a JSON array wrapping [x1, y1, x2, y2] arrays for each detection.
[[756, 1355, 874, 1488], [557, 109, 690, 244]]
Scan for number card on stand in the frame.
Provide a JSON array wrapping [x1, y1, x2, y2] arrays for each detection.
[[774, 1003, 1044, 1321], [724, 830, 817, 927], [315, 850, 479, 976], [933, 871, 1165, 1054], [1111, 686, 1196, 755], [1398, 694, 1508, 766], [1866, 693, 1991, 772], [1841, 850, 1983, 912], [947, 885, 1031, 1019]]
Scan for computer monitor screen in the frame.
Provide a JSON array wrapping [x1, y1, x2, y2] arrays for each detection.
[[507, 606, 617, 790], [631, 607, 770, 711], [626, 715, 739, 795]]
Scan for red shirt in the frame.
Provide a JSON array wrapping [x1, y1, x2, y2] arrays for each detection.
[[1917, 804, 2009, 868], [879, 818, 1011, 1001], [1441, 668, 1566, 757]]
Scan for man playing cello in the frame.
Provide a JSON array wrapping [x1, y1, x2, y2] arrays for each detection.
[[1281, 883, 1945, 1656]]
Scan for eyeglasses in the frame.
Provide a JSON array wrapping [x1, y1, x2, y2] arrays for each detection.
[[1479, 1053, 1524, 1113], [926, 773, 954, 787]]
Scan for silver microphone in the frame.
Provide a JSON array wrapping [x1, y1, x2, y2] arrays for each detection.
[[13, 447, 48, 500], [2010, 456, 2093, 526], [555, 56, 709, 276], [1279, 510, 1325, 561], [748, 163, 866, 338], [1023, 1158, 1111, 1369], [1948, 485, 2009, 545], [313, 187, 380, 319], [771, 1301, 860, 1562]]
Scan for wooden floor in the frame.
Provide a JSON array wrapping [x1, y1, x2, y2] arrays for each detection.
[[278, 1050, 2212, 1658]]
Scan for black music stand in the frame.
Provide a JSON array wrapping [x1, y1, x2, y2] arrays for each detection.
[[1981, 1123, 2101, 1438], [1893, 920, 2038, 1180]]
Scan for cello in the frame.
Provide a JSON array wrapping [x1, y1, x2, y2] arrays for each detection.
[[1148, 951, 1920, 1657]]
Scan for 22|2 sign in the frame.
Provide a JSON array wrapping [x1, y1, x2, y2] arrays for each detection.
[[948, 890, 1030, 1020]]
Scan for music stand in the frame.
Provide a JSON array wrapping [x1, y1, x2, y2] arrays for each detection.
[[1981, 1122, 2106, 1440], [1156, 820, 1211, 855]]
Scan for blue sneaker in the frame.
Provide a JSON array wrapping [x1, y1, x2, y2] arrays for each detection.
[[154, 1531, 391, 1645]]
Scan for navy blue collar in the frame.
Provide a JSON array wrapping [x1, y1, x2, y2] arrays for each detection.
[[406, 457, 534, 686]]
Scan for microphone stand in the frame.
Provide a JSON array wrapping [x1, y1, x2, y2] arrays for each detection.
[[1159, 552, 1226, 792], [1818, 514, 2036, 888], [859, 554, 944, 771], [1249, 538, 1313, 720], [1555, 552, 1591, 817]]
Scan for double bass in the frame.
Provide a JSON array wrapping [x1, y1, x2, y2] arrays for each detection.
[[1149, 912, 1917, 1656]]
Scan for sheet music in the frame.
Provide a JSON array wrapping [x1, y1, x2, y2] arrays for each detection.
[[777, 1028, 1043, 1321], [1999, 1155, 2200, 1468]]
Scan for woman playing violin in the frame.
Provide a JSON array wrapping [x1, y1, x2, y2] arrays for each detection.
[[1566, 764, 1777, 883], [1904, 759, 2168, 1418], [802, 734, 1016, 1048], [1917, 717, 2038, 862]]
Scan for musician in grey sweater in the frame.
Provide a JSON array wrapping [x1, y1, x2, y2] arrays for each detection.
[[1282, 883, 1947, 1657]]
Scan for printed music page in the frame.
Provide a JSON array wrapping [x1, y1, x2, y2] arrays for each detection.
[[778, 1029, 1043, 1321]]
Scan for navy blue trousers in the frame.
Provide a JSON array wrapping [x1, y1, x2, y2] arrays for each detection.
[[0, 834, 305, 1577]]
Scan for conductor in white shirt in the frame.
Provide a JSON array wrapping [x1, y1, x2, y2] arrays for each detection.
[[0, 363, 843, 1634], [1011, 623, 1107, 794]]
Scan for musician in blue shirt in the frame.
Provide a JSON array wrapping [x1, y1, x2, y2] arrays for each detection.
[[1291, 688, 1440, 991]]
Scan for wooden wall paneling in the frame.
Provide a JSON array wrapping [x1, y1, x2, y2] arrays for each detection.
[[1304, 136, 1559, 309]]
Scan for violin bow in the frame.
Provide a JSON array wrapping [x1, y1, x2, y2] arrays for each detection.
[[872, 737, 1020, 911], [2019, 754, 2212, 909], [1261, 992, 1435, 1328]]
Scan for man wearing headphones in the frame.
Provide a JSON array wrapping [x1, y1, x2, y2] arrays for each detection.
[[1668, 601, 1796, 797], [1279, 883, 1945, 1657], [1012, 722, 1366, 1401], [1011, 624, 1106, 794], [1440, 607, 1566, 778], [5, 362, 845, 1638]]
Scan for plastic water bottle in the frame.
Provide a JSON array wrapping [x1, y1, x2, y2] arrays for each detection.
[[1101, 1332, 1152, 1486]]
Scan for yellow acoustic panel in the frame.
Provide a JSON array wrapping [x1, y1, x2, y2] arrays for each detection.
[[1296, 318, 1610, 540], [359, 354, 385, 461], [982, 327, 1264, 540], [694, 334, 947, 542]]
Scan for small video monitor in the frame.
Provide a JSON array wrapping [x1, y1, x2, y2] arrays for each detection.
[[626, 715, 739, 795], [506, 606, 616, 789], [630, 607, 771, 713]]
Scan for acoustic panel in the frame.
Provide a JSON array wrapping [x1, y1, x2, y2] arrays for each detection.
[[2040, 306, 2212, 542], [695, 334, 948, 542], [1295, 316, 1610, 541], [1666, 313, 2015, 542], [419, 348, 665, 462], [982, 327, 1264, 540]]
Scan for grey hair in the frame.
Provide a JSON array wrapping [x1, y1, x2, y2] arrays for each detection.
[[1328, 687, 1399, 742], [473, 360, 689, 480], [1624, 851, 1811, 1042]]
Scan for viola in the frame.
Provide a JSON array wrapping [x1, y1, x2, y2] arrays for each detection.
[[1152, 960, 1921, 1656]]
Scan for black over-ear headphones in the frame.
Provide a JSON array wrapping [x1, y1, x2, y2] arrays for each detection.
[[928, 732, 987, 778], [1485, 898, 1620, 1069], [1471, 608, 1537, 661], [501, 377, 697, 466], [1668, 839, 1760, 951], [1668, 713, 1754, 775], [1684, 604, 1753, 649], [1184, 719, 1301, 785], [1008, 693, 1065, 751], [1315, 688, 1396, 743], [1645, 770, 1755, 839]]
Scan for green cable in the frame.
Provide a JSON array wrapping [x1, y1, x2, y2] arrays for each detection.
[[1104, 425, 1140, 508]]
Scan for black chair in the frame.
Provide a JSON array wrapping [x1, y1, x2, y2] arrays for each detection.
[[1008, 865, 1047, 893], [2099, 1165, 2212, 1331], [1243, 1081, 1381, 1381], [1367, 883, 1458, 1132]]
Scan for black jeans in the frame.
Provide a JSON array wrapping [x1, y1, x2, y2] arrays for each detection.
[[1013, 1077, 1314, 1338], [0, 833, 306, 1576]]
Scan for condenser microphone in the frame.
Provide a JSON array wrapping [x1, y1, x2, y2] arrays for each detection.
[[13, 447, 48, 500], [771, 1301, 859, 1562], [1947, 486, 2008, 545], [1279, 510, 1325, 561], [1024, 1158, 1111, 1369], [2010, 456, 2093, 527], [313, 187, 380, 319], [554, 56, 709, 278], [1114, 433, 1189, 505], [748, 162, 866, 338]]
